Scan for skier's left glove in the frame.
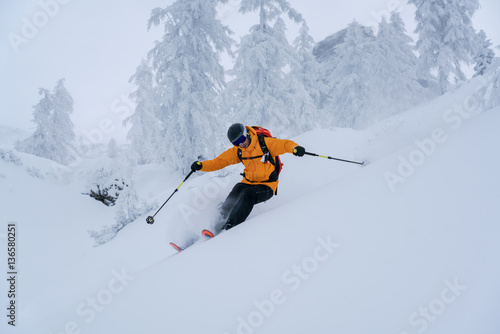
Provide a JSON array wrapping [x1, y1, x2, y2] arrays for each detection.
[[293, 146, 305, 157], [191, 161, 203, 172]]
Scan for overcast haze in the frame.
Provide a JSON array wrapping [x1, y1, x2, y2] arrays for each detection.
[[1, 0, 498, 143]]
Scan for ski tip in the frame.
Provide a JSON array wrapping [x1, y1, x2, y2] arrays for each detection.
[[170, 242, 183, 252], [201, 229, 215, 238]]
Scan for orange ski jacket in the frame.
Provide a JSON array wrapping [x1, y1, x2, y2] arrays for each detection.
[[200, 126, 298, 193]]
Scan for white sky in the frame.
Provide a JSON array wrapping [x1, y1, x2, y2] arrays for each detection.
[[1, 0, 499, 143]]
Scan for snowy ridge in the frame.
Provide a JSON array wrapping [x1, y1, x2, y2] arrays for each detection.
[[1, 74, 500, 333]]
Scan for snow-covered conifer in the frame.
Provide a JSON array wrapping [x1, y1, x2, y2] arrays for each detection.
[[368, 13, 436, 121], [51, 79, 75, 164], [409, 0, 482, 93], [324, 21, 377, 128], [114, 180, 150, 228], [126, 60, 163, 164], [146, 0, 233, 171], [222, 0, 304, 136], [88, 170, 154, 246], [17, 88, 54, 158], [107, 138, 119, 159], [286, 22, 326, 131], [17, 80, 75, 165], [473, 30, 495, 77]]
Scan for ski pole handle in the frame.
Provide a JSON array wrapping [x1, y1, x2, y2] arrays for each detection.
[[304, 151, 365, 166]]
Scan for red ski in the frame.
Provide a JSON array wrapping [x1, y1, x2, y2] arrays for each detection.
[[170, 229, 216, 252]]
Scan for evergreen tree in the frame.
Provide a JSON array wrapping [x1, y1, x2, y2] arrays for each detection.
[[125, 60, 163, 164], [484, 60, 500, 110], [17, 80, 75, 165], [287, 22, 326, 131], [369, 13, 435, 121], [107, 138, 119, 159], [17, 88, 55, 159], [408, 0, 482, 93], [325, 21, 377, 128], [51, 79, 75, 164], [90, 174, 153, 246], [146, 0, 233, 172], [222, 0, 303, 137], [114, 180, 150, 228], [473, 30, 495, 77]]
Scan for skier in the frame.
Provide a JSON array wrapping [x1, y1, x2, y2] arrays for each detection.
[[191, 123, 305, 233]]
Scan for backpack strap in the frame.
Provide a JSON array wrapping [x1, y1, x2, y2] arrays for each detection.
[[237, 148, 263, 161], [237, 135, 275, 165], [237, 135, 280, 190], [257, 135, 277, 168], [257, 135, 268, 155], [259, 136, 279, 195]]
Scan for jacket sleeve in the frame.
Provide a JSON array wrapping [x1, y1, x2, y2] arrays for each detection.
[[265, 138, 299, 156], [200, 147, 241, 172]]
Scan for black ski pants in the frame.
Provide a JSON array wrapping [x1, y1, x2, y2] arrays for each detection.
[[219, 183, 274, 230]]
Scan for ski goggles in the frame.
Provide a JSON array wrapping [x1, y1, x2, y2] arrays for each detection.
[[232, 134, 247, 146]]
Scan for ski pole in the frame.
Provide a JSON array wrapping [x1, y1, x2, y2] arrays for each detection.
[[304, 151, 365, 166], [146, 170, 194, 224]]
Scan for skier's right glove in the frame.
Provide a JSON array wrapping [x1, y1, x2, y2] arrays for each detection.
[[191, 161, 203, 172]]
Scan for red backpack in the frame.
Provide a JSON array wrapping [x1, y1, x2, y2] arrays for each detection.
[[237, 126, 283, 193]]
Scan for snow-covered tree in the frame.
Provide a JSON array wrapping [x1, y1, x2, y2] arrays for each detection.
[[89, 166, 154, 246], [221, 0, 304, 137], [286, 22, 325, 131], [17, 80, 75, 165], [482, 58, 500, 111], [89, 182, 153, 246], [409, 0, 483, 93], [473, 30, 495, 77], [146, 0, 233, 172], [324, 21, 377, 128], [369, 12, 436, 120], [125, 60, 163, 164], [114, 180, 151, 228], [51, 79, 75, 164], [107, 138, 119, 159], [17, 88, 54, 158]]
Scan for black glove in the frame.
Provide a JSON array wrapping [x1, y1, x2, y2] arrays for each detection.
[[191, 161, 203, 172], [293, 146, 305, 157]]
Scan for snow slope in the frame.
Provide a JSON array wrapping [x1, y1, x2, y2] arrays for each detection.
[[1, 73, 500, 334]]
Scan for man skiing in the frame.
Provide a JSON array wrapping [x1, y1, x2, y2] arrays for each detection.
[[191, 123, 305, 234]]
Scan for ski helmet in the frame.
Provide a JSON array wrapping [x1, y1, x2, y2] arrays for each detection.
[[227, 123, 247, 145]]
